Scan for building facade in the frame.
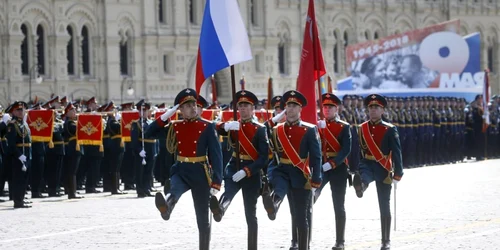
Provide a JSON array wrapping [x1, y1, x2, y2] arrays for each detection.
[[0, 0, 498, 106]]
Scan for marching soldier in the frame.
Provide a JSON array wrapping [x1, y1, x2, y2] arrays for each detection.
[[263, 90, 322, 250], [131, 100, 157, 198], [152, 88, 223, 249], [63, 102, 84, 199], [352, 94, 403, 250], [6, 101, 32, 208], [316, 93, 352, 250], [210, 90, 269, 250]]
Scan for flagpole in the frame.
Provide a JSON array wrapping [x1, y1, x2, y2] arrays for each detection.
[[230, 65, 241, 169]]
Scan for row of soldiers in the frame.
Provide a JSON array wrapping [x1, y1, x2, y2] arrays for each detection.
[[337, 94, 496, 170]]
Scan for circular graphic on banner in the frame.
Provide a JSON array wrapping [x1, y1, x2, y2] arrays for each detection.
[[419, 31, 469, 74]]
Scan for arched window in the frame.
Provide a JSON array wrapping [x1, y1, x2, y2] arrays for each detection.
[[120, 34, 129, 75], [250, 0, 258, 27], [159, 0, 165, 23], [488, 45, 494, 73], [21, 24, 29, 75], [189, 0, 195, 24], [81, 26, 90, 75], [67, 26, 75, 75], [333, 31, 339, 73], [343, 30, 349, 47], [374, 31, 379, 40], [36, 25, 45, 75], [365, 30, 370, 40], [278, 42, 286, 74]]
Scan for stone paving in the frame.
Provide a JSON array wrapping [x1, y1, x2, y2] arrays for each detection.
[[1, 159, 499, 250]]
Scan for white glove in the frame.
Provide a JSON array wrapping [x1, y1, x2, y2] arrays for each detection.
[[139, 150, 146, 158], [115, 112, 121, 121], [232, 170, 247, 182], [393, 179, 399, 185], [161, 104, 180, 121], [317, 120, 326, 129], [312, 187, 317, 194], [23, 113, 27, 124], [2, 114, 10, 124], [18, 154, 27, 163], [224, 121, 240, 132], [22, 164, 27, 172], [322, 162, 332, 172], [210, 188, 219, 196], [271, 110, 286, 123]]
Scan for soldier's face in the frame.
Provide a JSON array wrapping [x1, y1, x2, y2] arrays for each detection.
[[368, 105, 384, 120], [179, 101, 197, 119], [322, 105, 338, 119], [13, 109, 25, 119], [237, 103, 254, 120], [67, 109, 76, 118], [89, 102, 97, 111], [285, 103, 301, 121]]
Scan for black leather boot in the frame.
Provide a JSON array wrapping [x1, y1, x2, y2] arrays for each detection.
[[199, 227, 211, 250], [248, 225, 258, 250], [68, 176, 83, 199], [263, 193, 282, 220], [289, 219, 298, 250], [211, 195, 231, 222], [380, 217, 391, 250], [155, 192, 177, 220], [111, 172, 126, 195], [298, 227, 309, 250], [353, 173, 368, 198], [332, 216, 346, 250]]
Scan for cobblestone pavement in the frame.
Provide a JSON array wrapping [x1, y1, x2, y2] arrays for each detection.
[[1, 159, 500, 250]]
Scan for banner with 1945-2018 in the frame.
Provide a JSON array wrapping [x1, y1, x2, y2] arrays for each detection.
[[337, 19, 483, 102]]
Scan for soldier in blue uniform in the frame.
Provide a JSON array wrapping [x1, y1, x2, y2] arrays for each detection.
[[352, 94, 403, 250], [6, 101, 32, 208], [63, 102, 84, 199], [45, 106, 65, 197], [153, 103, 167, 189], [316, 93, 351, 250], [78, 97, 103, 193], [263, 90, 322, 250], [152, 88, 223, 249], [210, 90, 268, 250], [28, 103, 47, 198], [103, 102, 127, 195], [131, 100, 157, 197], [119, 102, 136, 190], [0, 108, 10, 201]]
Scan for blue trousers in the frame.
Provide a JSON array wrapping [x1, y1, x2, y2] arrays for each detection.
[[359, 160, 392, 218]]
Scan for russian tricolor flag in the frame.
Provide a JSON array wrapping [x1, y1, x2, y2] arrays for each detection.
[[195, 0, 252, 95]]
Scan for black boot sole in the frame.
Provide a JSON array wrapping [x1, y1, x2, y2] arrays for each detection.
[[263, 195, 277, 221], [353, 174, 363, 198], [210, 196, 223, 222], [155, 192, 170, 221]]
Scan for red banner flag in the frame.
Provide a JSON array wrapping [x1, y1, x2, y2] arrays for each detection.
[[77, 114, 104, 151], [296, 0, 326, 124], [220, 110, 240, 122], [201, 109, 217, 120], [121, 111, 140, 142], [27, 110, 55, 147], [254, 109, 273, 123]]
